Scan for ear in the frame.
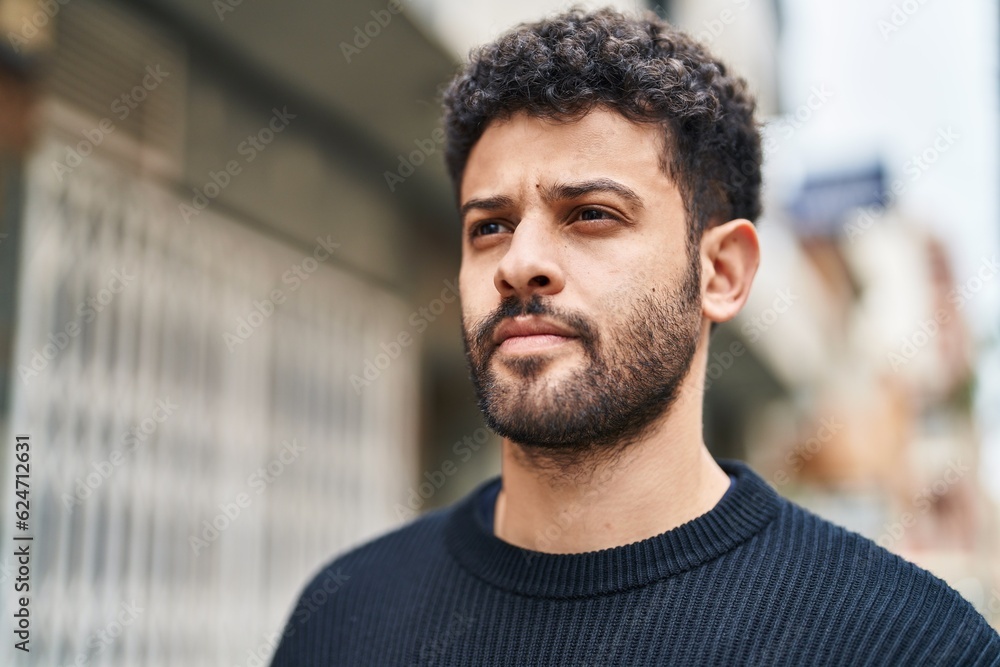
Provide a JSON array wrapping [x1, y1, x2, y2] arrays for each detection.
[[700, 219, 760, 324]]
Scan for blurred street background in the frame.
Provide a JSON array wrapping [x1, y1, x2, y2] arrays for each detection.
[[0, 0, 998, 664]]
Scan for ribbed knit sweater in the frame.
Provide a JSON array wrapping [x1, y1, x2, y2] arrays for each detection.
[[270, 458, 1000, 666]]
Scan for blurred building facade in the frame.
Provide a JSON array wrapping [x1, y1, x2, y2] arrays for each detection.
[[0, 0, 466, 664]]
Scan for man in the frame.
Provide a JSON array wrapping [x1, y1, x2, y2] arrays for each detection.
[[272, 8, 1000, 665]]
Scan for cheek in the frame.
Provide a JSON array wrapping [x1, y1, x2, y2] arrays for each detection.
[[458, 258, 480, 298], [459, 266, 494, 320], [460, 248, 494, 284], [590, 263, 653, 311]]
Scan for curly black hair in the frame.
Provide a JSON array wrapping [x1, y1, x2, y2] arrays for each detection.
[[441, 7, 762, 243]]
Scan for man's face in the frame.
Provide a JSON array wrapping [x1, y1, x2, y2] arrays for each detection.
[[458, 107, 704, 456]]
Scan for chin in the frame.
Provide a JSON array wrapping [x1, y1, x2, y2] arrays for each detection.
[[491, 349, 580, 384]]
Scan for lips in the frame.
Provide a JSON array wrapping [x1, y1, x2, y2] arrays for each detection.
[[493, 316, 578, 352]]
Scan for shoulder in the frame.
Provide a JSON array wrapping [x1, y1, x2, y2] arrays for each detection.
[[300, 502, 455, 599], [765, 496, 950, 588], [271, 504, 457, 654], [751, 496, 1000, 664]]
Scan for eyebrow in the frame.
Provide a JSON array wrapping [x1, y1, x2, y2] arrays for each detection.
[[542, 178, 645, 210], [460, 195, 516, 223], [460, 178, 645, 224]]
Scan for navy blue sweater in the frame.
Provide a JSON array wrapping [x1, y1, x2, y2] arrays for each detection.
[[270, 458, 1000, 665]]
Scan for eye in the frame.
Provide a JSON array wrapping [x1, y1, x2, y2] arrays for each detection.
[[475, 221, 504, 235], [579, 208, 610, 221], [575, 207, 619, 224], [468, 220, 510, 239]]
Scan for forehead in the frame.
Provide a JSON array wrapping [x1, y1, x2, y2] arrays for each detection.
[[460, 108, 672, 205]]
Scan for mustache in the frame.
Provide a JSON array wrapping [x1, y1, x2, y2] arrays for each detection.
[[470, 294, 597, 354]]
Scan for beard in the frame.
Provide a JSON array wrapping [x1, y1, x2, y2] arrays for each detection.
[[462, 253, 703, 472]]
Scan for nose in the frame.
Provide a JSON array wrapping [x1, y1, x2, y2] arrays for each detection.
[[493, 218, 565, 300]]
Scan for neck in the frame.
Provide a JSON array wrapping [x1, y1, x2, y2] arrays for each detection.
[[492, 339, 729, 554]]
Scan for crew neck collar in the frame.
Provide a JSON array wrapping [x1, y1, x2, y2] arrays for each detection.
[[444, 459, 782, 599]]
